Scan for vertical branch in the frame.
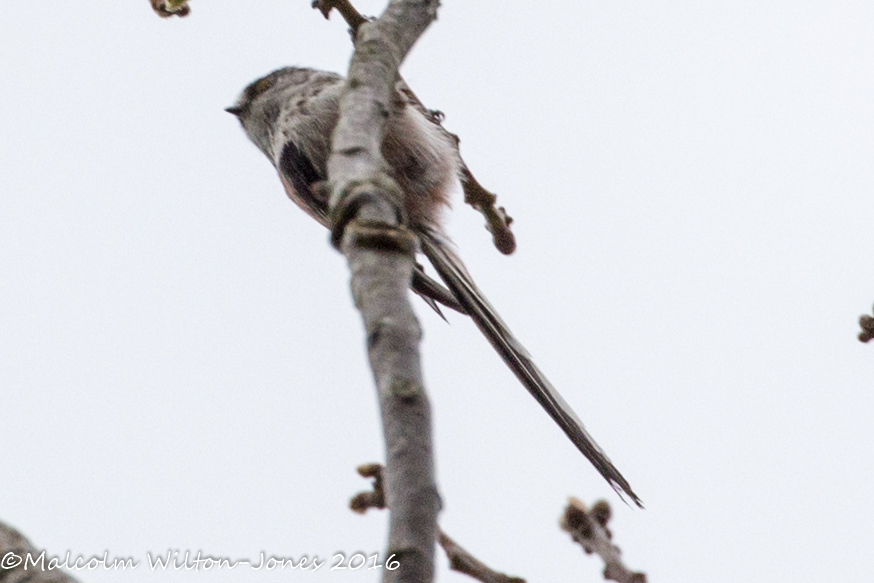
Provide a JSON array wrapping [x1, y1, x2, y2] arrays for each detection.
[[326, 1, 441, 582]]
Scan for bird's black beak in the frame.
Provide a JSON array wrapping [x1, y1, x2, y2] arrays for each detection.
[[225, 105, 244, 117]]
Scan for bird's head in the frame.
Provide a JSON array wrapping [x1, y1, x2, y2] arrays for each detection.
[[226, 67, 340, 163]]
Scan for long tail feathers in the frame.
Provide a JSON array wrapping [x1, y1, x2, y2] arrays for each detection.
[[418, 230, 642, 507], [412, 266, 466, 318]]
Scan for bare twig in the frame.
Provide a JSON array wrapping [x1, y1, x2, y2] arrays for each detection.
[[351, 465, 525, 583], [0, 521, 79, 583], [313, 0, 368, 31], [437, 532, 525, 583], [561, 498, 646, 583], [327, 2, 443, 582], [148, 0, 190, 18], [315, 0, 517, 255], [457, 164, 516, 255], [859, 305, 874, 342], [350, 463, 387, 513]]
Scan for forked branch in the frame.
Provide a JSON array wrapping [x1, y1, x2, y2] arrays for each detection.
[[315, 0, 517, 255], [561, 498, 647, 583]]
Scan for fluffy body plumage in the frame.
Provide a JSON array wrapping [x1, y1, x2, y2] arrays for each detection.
[[229, 67, 641, 506], [231, 67, 458, 229]]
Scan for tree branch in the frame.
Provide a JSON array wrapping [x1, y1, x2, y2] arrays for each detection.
[[148, 0, 190, 18], [859, 304, 874, 343], [351, 464, 526, 583], [315, 0, 517, 255], [437, 532, 525, 583], [0, 521, 78, 583], [326, 2, 442, 582], [313, 0, 368, 31], [560, 498, 647, 583]]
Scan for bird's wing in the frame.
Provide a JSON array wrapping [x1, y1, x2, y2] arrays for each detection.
[[418, 229, 642, 507], [276, 141, 465, 316]]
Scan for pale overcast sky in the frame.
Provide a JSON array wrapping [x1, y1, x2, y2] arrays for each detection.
[[1, 1, 873, 581]]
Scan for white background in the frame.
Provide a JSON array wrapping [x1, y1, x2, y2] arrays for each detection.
[[1, 1, 872, 581]]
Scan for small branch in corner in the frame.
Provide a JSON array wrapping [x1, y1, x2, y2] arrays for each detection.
[[0, 520, 80, 583]]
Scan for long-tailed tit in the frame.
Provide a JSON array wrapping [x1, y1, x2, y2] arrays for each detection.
[[228, 67, 641, 506]]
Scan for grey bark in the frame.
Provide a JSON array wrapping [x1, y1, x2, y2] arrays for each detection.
[[326, 1, 442, 582], [0, 521, 79, 583]]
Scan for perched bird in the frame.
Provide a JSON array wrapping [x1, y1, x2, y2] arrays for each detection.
[[227, 67, 641, 506]]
